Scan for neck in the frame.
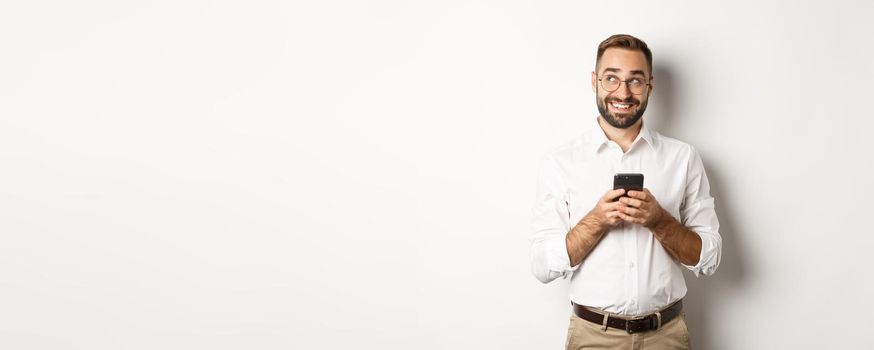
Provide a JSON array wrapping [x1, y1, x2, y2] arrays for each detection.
[[597, 116, 642, 153]]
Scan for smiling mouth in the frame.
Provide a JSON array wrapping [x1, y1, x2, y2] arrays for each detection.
[[610, 101, 635, 111]]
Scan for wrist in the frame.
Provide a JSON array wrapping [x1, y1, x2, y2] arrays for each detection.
[[579, 212, 608, 237], [647, 207, 672, 230]]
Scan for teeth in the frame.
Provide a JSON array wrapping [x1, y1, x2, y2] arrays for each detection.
[[611, 102, 631, 109]]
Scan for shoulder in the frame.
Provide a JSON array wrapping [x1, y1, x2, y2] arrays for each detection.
[[541, 132, 590, 165], [651, 131, 698, 159], [650, 131, 710, 177]]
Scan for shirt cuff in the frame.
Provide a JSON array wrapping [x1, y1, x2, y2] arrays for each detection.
[[681, 232, 720, 277], [545, 235, 580, 278]]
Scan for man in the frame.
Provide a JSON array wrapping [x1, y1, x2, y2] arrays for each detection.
[[529, 34, 722, 350]]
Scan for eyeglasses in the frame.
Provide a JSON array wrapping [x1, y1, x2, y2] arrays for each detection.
[[598, 74, 651, 95]]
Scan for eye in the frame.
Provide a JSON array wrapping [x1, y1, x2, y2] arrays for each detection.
[[629, 78, 644, 86], [605, 75, 619, 82]]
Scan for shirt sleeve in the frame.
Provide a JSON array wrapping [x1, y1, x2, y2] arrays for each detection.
[[529, 153, 579, 284], [679, 147, 723, 277]]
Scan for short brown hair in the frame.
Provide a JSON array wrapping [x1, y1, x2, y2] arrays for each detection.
[[596, 34, 652, 74]]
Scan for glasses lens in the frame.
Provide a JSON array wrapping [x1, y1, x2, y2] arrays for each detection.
[[628, 80, 646, 94], [601, 77, 619, 92]]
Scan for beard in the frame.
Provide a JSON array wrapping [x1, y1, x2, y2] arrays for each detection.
[[596, 92, 649, 129]]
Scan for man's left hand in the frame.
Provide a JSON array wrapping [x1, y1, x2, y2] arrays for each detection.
[[618, 188, 666, 228]]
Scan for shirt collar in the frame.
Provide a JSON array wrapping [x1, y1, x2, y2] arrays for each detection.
[[588, 117, 657, 154]]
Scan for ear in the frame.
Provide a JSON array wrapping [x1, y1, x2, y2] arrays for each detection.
[[648, 75, 655, 94], [591, 71, 598, 93]]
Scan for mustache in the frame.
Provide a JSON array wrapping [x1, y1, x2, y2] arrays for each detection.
[[606, 97, 640, 104]]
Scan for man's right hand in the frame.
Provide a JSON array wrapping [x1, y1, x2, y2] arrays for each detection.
[[584, 188, 627, 233], [566, 188, 627, 267]]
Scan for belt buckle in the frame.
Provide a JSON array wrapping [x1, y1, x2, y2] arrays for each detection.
[[625, 316, 652, 334]]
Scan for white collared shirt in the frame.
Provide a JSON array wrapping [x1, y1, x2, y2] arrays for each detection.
[[529, 117, 722, 316]]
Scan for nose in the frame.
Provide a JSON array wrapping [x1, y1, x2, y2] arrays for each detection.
[[613, 81, 632, 99]]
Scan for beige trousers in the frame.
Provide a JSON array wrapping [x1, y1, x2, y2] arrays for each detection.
[[564, 312, 692, 350]]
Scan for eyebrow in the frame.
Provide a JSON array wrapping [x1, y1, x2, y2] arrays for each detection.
[[603, 67, 648, 77]]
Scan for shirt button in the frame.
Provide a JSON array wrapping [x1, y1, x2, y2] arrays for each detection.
[[628, 262, 635, 268]]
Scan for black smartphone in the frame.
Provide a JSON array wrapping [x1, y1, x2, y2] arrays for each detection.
[[613, 173, 644, 201]]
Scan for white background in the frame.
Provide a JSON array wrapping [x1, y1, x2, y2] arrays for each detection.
[[1, 1, 873, 349]]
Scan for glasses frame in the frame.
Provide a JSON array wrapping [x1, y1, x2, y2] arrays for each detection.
[[597, 75, 652, 95]]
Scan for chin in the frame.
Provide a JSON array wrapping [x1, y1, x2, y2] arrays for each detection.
[[606, 114, 641, 129]]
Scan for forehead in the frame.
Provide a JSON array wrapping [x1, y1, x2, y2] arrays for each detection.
[[597, 48, 649, 75]]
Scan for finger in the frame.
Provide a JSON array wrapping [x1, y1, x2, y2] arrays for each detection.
[[620, 196, 644, 208], [620, 212, 644, 224], [602, 200, 623, 212], [639, 188, 653, 200], [622, 207, 641, 217], [604, 188, 626, 202], [627, 190, 648, 200], [606, 211, 623, 222]]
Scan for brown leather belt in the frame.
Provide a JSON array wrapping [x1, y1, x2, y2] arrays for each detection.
[[572, 299, 683, 334]]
